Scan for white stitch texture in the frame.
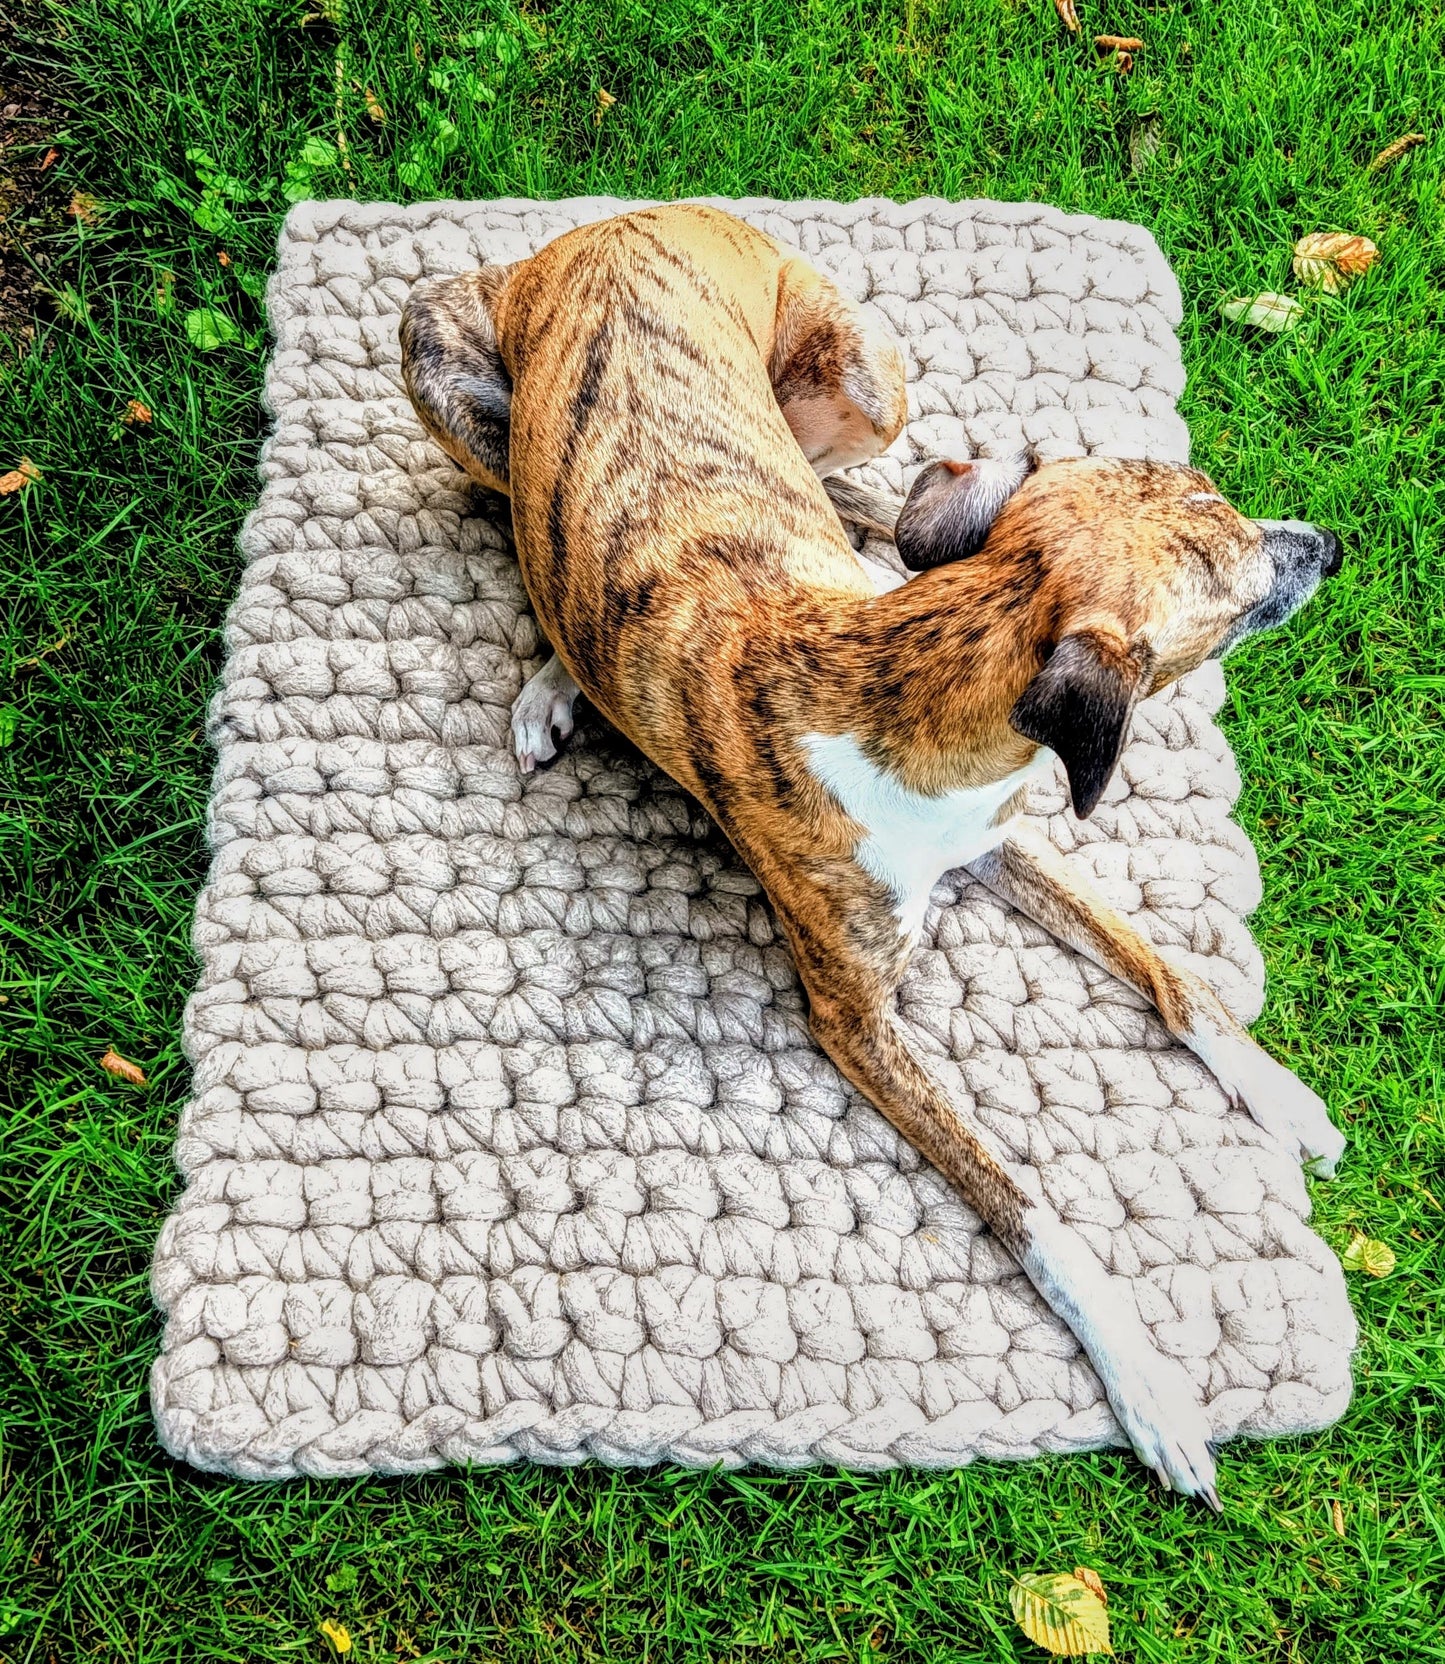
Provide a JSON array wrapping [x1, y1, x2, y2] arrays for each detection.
[[149, 196, 1356, 1480]]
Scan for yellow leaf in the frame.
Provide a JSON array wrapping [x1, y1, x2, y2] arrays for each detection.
[[0, 457, 42, 495], [1332, 1499, 1346, 1537], [318, 1619, 352, 1654], [1293, 232, 1379, 294], [1341, 1232, 1395, 1277], [1367, 132, 1425, 172], [594, 87, 617, 127], [364, 87, 386, 125], [1072, 1567, 1107, 1605], [100, 1048, 147, 1086], [1010, 1572, 1112, 1656], [1221, 292, 1304, 333], [122, 399, 153, 427]]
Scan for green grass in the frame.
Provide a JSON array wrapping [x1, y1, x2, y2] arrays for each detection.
[[2, 0, 1443, 1658]]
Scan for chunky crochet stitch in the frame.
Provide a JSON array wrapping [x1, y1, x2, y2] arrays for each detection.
[[150, 197, 1355, 1479]]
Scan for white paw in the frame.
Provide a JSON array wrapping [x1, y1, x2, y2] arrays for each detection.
[[1199, 1035, 1346, 1178], [1102, 1348, 1220, 1509], [510, 658, 578, 773]]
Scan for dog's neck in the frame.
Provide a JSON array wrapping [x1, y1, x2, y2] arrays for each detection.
[[806, 557, 1058, 796]]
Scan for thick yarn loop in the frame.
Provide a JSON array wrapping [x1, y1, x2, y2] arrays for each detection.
[[150, 197, 1355, 1480]]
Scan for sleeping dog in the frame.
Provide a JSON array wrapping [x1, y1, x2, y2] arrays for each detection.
[[400, 203, 1344, 1505]]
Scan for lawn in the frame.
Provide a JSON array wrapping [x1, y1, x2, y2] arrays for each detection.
[[1, 0, 1443, 1659]]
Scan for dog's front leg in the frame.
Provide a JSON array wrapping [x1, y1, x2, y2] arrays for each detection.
[[804, 988, 1220, 1503], [970, 823, 1345, 1176]]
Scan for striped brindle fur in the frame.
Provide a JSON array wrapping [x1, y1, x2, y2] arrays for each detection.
[[401, 204, 1346, 1507]]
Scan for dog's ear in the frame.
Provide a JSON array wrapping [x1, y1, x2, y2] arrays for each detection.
[[1009, 630, 1155, 819], [894, 454, 1033, 571]]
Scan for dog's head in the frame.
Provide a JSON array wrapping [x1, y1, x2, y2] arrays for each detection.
[[897, 455, 1342, 817]]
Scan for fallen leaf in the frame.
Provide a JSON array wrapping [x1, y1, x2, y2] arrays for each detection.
[[1095, 35, 1143, 50], [1053, 0, 1080, 31], [318, 1619, 352, 1655], [1010, 1572, 1112, 1657], [1221, 292, 1304, 333], [1367, 132, 1425, 172], [1341, 1231, 1395, 1277], [39, 146, 59, 171], [1072, 1567, 1107, 1605], [0, 458, 42, 495], [122, 399, 153, 427], [1114, 50, 1134, 74], [1293, 231, 1379, 294], [1332, 1499, 1346, 1537], [67, 190, 102, 225], [217, 250, 232, 267], [594, 86, 617, 126], [1129, 116, 1163, 174], [364, 86, 386, 125], [184, 307, 239, 351], [101, 1049, 147, 1086]]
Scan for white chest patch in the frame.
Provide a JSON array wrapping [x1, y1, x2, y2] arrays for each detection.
[[802, 731, 1050, 940]]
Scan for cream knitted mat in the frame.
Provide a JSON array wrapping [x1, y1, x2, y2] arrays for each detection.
[[150, 197, 1355, 1479]]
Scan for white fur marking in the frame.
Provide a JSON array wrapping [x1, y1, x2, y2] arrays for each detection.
[[1019, 1207, 1217, 1498], [803, 732, 1049, 938]]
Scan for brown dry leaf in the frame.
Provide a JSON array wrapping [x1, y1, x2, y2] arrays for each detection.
[[0, 458, 42, 495], [594, 87, 617, 126], [1368, 132, 1425, 172], [1114, 50, 1134, 74], [217, 250, 232, 267], [39, 145, 59, 171], [122, 399, 153, 427], [1332, 1500, 1346, 1537], [67, 190, 102, 225], [101, 1048, 147, 1086], [1053, 0, 1080, 31], [1072, 1567, 1108, 1605], [1095, 35, 1143, 50], [1010, 1573, 1112, 1656], [1293, 232, 1379, 294], [363, 86, 386, 125]]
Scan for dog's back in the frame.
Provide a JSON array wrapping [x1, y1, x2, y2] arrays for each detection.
[[496, 207, 873, 756]]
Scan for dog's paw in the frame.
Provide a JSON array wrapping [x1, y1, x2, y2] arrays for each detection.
[[511, 657, 578, 773], [1103, 1350, 1220, 1509], [1199, 1035, 1346, 1178]]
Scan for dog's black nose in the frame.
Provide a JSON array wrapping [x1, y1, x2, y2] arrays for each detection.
[[1319, 528, 1343, 578]]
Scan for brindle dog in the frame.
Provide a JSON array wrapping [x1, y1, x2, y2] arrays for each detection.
[[400, 203, 1344, 1505]]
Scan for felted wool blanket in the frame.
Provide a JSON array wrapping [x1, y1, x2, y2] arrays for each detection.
[[150, 197, 1355, 1479]]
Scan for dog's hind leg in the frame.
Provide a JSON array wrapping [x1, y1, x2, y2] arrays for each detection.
[[771, 257, 908, 479], [399, 265, 518, 495]]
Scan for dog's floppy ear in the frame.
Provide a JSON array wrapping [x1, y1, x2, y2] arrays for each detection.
[[894, 454, 1033, 571], [1009, 630, 1155, 819]]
